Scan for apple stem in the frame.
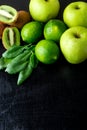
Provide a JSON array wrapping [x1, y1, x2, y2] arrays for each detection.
[[74, 33, 80, 38], [75, 6, 80, 9]]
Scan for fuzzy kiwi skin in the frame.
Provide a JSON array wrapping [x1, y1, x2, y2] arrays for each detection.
[[0, 22, 7, 39], [10, 10, 31, 29]]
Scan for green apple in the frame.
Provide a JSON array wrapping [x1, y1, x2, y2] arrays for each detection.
[[60, 26, 87, 64], [29, 0, 60, 22], [63, 1, 87, 27]]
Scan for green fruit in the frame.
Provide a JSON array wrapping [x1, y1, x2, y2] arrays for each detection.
[[44, 19, 67, 42], [63, 1, 87, 27], [0, 5, 18, 24], [29, 0, 60, 22], [21, 21, 44, 44], [2, 27, 20, 49], [60, 26, 87, 64], [35, 39, 60, 64]]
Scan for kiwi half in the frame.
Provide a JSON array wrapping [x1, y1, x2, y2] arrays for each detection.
[[0, 5, 18, 24], [2, 27, 20, 49]]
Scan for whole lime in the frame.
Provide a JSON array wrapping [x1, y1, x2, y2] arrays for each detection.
[[21, 21, 44, 44], [35, 39, 60, 64], [44, 19, 67, 43]]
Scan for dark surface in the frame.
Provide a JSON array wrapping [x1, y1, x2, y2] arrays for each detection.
[[0, 0, 87, 130]]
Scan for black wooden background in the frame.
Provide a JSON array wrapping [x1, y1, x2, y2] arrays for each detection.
[[0, 0, 87, 130]]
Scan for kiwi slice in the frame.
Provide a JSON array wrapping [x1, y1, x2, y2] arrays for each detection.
[[2, 27, 20, 49], [10, 10, 31, 29], [0, 5, 18, 24]]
